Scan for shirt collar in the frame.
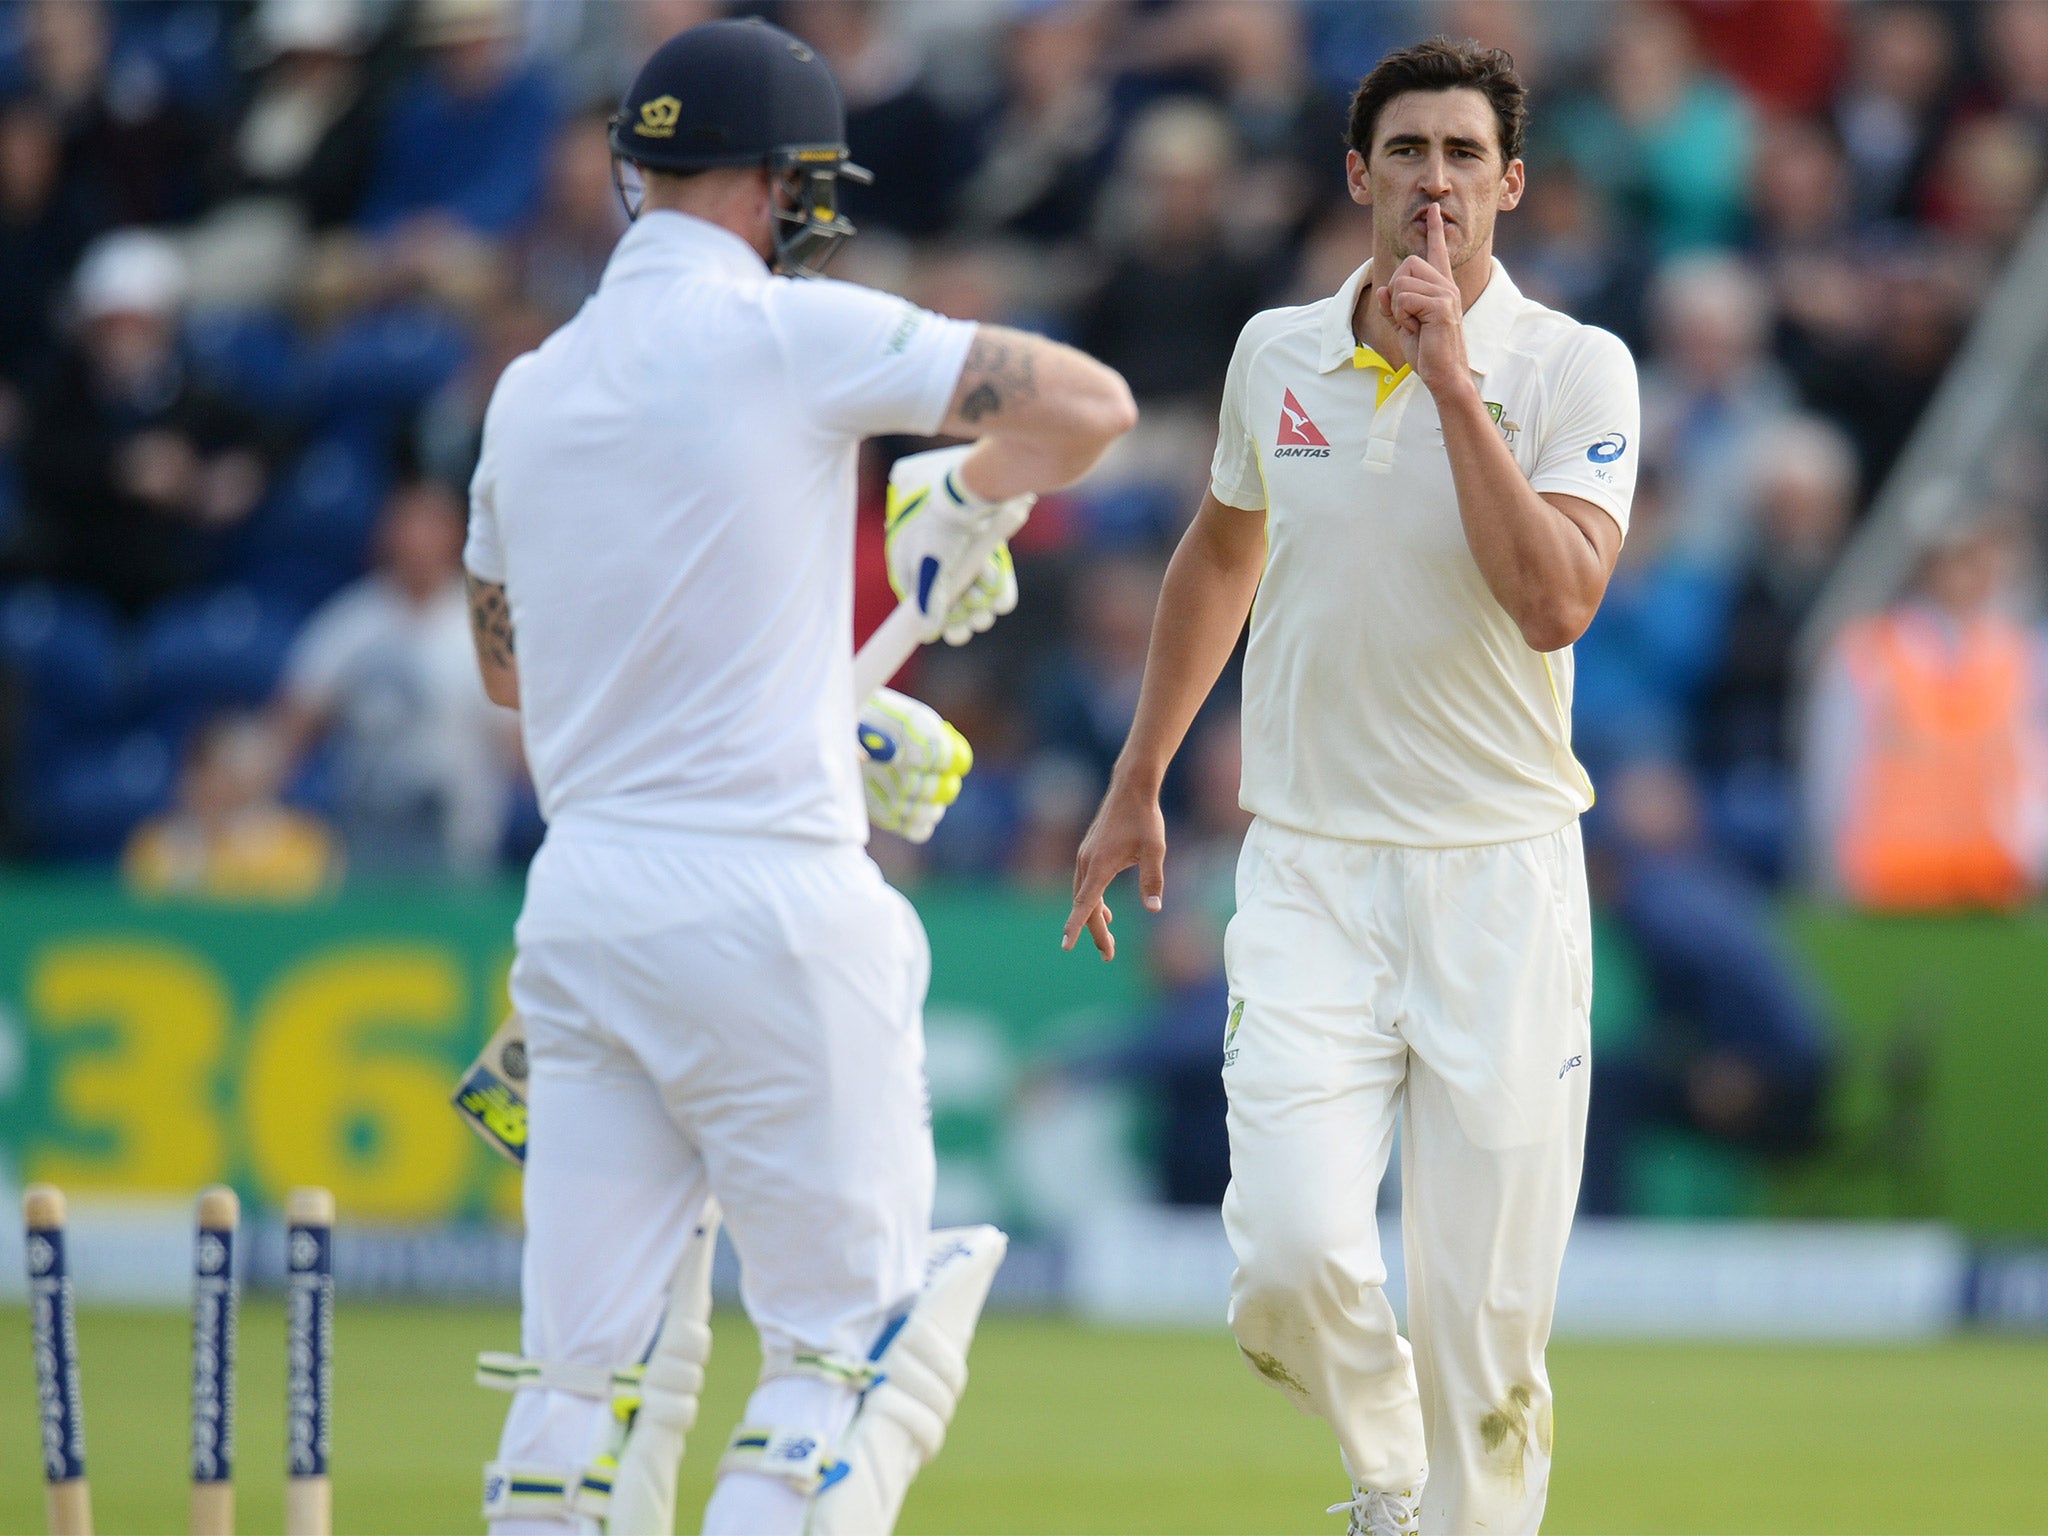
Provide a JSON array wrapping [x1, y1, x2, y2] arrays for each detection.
[[599, 209, 768, 291], [1316, 255, 1523, 378]]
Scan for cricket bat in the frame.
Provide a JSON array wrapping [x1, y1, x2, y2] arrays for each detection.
[[452, 1016, 530, 1165]]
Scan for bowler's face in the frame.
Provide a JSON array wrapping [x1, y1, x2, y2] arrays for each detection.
[[1347, 87, 1522, 270]]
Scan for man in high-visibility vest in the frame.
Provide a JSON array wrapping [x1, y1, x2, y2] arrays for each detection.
[[1808, 514, 2048, 910]]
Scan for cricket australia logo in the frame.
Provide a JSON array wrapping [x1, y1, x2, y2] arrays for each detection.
[[1486, 400, 1521, 446], [1223, 999, 1245, 1066]]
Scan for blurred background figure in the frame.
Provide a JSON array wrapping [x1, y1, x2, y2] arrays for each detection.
[[122, 707, 337, 900], [1697, 415, 1858, 882], [1637, 251, 1795, 571], [269, 477, 514, 882], [1807, 514, 2048, 911], [1581, 759, 1837, 1216], [1055, 907, 1232, 1208], [1075, 98, 1268, 413], [16, 229, 272, 614]]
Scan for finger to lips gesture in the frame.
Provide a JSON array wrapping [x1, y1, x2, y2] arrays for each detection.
[[1376, 203, 1467, 390]]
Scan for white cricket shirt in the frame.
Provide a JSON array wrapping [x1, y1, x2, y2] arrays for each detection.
[[465, 211, 974, 845], [1211, 258, 1639, 847]]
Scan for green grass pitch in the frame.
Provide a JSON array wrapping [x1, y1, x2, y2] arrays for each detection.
[[4, 1303, 2046, 1533]]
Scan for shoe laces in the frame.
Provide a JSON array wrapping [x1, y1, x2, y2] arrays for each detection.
[[1326, 1485, 1420, 1536]]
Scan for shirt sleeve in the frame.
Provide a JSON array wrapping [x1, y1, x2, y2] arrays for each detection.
[[1529, 325, 1639, 535], [768, 277, 978, 440], [464, 371, 512, 584], [1208, 318, 1267, 512]]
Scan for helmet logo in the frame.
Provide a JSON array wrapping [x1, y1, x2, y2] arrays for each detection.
[[635, 95, 682, 138]]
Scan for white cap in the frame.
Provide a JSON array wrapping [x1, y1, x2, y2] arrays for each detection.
[[255, 0, 366, 58], [73, 229, 188, 321], [417, 0, 517, 46]]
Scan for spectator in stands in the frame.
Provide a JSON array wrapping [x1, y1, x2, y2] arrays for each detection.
[[784, 0, 976, 240], [215, 0, 385, 231], [1831, 3, 1958, 227], [1639, 251, 1796, 569], [123, 710, 339, 900], [514, 109, 624, 323], [1806, 512, 2048, 911], [956, 0, 1117, 248], [1790, 240, 1967, 508], [1923, 111, 2045, 256], [1075, 99, 1268, 410], [1570, 464, 1728, 773], [1697, 416, 1857, 881], [270, 478, 515, 881], [0, 97, 102, 396], [1060, 907, 1232, 1208], [1553, 2, 1755, 255], [1032, 553, 1166, 803], [915, 647, 1031, 882], [1498, 156, 1647, 346], [1166, 708, 1251, 932], [1580, 758, 1836, 1215], [1117, 0, 1345, 252], [1979, 0, 2048, 150], [356, 0, 557, 239], [1676, 0, 1845, 117], [18, 231, 273, 614], [21, 0, 215, 228]]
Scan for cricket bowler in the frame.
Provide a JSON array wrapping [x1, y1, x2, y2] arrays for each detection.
[[463, 19, 1133, 1534], [1065, 38, 1639, 1536]]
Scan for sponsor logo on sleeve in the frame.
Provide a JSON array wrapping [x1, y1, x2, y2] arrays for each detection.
[[1586, 432, 1627, 464]]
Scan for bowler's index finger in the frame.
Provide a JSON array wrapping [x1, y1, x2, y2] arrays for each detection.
[[1425, 202, 1451, 277]]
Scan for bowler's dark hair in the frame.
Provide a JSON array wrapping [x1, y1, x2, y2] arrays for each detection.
[[1347, 36, 1527, 166]]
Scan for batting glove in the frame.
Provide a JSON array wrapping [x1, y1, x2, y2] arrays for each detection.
[[859, 687, 973, 844], [885, 445, 1033, 646]]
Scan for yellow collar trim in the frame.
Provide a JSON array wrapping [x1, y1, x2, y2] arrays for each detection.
[[1353, 345, 1411, 408]]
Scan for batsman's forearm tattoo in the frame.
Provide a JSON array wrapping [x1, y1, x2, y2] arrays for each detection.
[[468, 577, 515, 668], [957, 333, 1039, 423]]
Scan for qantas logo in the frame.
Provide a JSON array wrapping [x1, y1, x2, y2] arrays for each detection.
[[1274, 389, 1331, 457]]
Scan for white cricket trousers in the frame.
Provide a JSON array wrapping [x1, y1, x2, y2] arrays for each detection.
[[1222, 818, 1592, 1536], [493, 828, 934, 1534]]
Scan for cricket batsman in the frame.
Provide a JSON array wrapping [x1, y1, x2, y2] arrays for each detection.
[[462, 19, 1133, 1534], [1066, 38, 1638, 1536]]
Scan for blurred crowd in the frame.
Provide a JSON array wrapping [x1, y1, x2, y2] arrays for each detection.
[[0, 0, 2042, 1205]]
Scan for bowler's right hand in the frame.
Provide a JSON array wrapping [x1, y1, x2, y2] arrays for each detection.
[[1063, 778, 1167, 961]]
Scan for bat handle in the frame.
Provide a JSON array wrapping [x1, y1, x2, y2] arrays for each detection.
[[852, 508, 1027, 707], [852, 601, 929, 706]]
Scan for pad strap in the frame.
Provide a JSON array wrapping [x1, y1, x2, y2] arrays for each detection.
[[478, 1351, 643, 1410], [718, 1423, 841, 1494], [759, 1347, 882, 1392], [482, 1458, 613, 1521]]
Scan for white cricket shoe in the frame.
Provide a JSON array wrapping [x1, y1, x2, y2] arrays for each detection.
[[1327, 1479, 1422, 1536]]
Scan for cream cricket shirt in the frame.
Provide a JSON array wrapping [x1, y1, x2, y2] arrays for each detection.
[[1211, 258, 1639, 847]]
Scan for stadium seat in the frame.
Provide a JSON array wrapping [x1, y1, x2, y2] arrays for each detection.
[[0, 584, 130, 732], [231, 436, 388, 605], [134, 585, 298, 735], [183, 309, 309, 418], [28, 726, 178, 861], [303, 304, 470, 433]]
